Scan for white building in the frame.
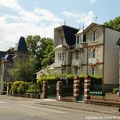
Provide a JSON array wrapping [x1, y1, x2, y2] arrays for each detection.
[[37, 22, 120, 85]]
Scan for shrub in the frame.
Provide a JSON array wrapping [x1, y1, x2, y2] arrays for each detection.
[[113, 88, 120, 94], [27, 84, 40, 94], [10, 81, 21, 94], [10, 81, 30, 94], [17, 83, 24, 94], [37, 75, 60, 85]]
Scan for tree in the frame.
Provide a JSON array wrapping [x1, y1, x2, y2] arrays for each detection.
[[104, 16, 120, 30], [40, 38, 55, 68], [10, 56, 37, 82], [26, 35, 54, 70], [26, 35, 41, 55]]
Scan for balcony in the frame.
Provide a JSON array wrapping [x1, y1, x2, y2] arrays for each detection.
[[89, 58, 97, 64], [72, 59, 82, 67]]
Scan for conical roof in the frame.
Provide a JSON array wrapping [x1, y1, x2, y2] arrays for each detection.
[[14, 37, 28, 52]]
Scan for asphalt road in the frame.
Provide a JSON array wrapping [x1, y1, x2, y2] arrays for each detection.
[[0, 96, 119, 120]]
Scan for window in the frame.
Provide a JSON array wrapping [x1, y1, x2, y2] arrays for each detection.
[[92, 49, 95, 58], [75, 68, 78, 75], [80, 35, 83, 43], [61, 68, 64, 74], [62, 53, 65, 61], [92, 68, 95, 75], [59, 53, 61, 60], [92, 32, 96, 42], [77, 36, 79, 44], [58, 52, 65, 61], [58, 53, 62, 61]]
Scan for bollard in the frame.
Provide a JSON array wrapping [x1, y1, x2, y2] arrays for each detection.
[[84, 74, 91, 103], [73, 76, 80, 101]]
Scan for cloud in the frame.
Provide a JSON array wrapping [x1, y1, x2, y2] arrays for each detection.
[[0, 0, 63, 50], [0, 0, 25, 13], [90, 0, 97, 4], [61, 11, 95, 26], [0, 17, 6, 24]]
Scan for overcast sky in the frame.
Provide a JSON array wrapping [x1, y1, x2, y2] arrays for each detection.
[[0, 0, 120, 50]]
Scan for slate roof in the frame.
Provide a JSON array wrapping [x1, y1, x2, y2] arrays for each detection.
[[14, 37, 28, 52], [0, 51, 6, 59], [4, 54, 15, 62], [62, 25, 79, 46]]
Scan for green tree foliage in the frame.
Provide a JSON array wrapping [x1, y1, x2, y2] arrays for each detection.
[[40, 38, 55, 68], [26, 35, 41, 55], [104, 16, 120, 30], [10, 56, 37, 82], [26, 35, 54, 70]]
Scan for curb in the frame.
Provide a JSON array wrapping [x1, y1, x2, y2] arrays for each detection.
[[38, 102, 120, 116]]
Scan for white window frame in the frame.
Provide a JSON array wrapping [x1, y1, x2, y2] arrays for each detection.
[[80, 34, 83, 43]]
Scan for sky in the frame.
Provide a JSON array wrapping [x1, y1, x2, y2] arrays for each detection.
[[0, 0, 120, 51]]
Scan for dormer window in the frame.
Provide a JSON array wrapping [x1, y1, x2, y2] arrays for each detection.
[[76, 35, 84, 44], [76, 34, 85, 44], [80, 35, 83, 43]]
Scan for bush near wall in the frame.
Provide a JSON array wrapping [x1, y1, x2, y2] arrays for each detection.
[[10, 81, 30, 94], [37, 75, 60, 85], [37, 74, 102, 86], [27, 83, 40, 94], [113, 88, 120, 94]]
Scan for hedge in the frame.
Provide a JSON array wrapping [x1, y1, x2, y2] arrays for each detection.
[[37, 74, 102, 85]]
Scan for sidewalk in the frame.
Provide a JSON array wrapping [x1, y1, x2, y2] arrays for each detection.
[[37, 99, 120, 116], [0, 95, 120, 116]]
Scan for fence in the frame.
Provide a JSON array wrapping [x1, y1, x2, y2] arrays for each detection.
[[89, 84, 120, 101], [47, 84, 56, 99], [0, 82, 13, 95], [62, 84, 73, 97]]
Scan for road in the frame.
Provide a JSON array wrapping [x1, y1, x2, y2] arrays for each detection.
[[0, 96, 119, 120]]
